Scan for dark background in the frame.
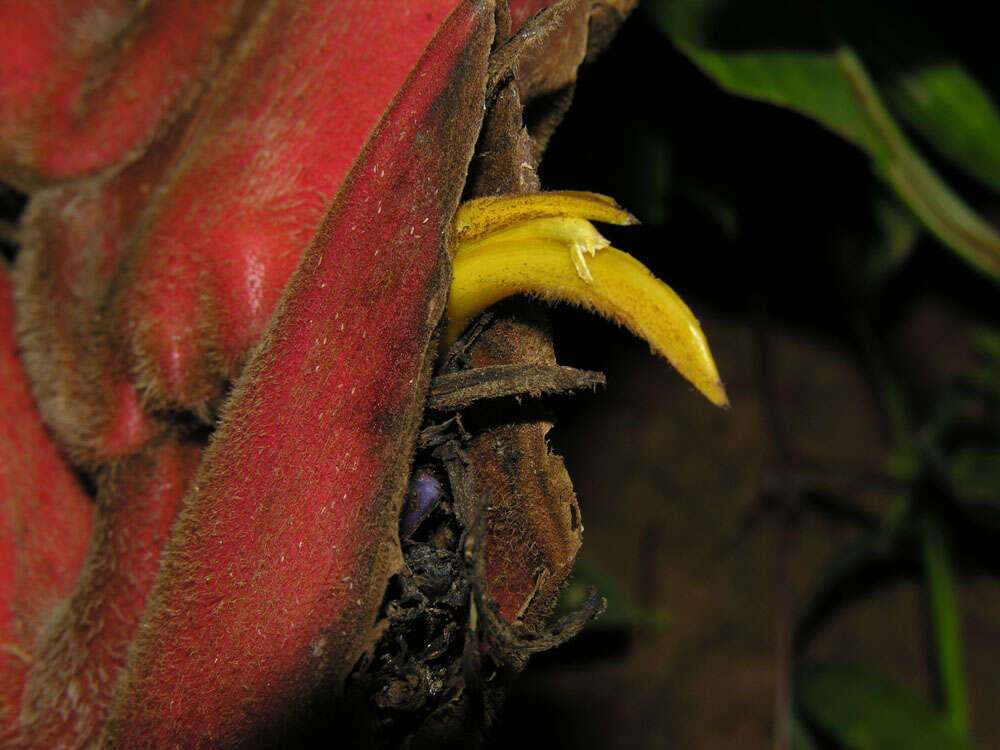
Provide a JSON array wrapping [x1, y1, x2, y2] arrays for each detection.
[[488, 5, 1000, 748]]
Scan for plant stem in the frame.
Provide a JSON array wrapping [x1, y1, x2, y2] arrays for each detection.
[[835, 46, 1000, 281], [851, 300, 971, 738], [920, 513, 970, 739]]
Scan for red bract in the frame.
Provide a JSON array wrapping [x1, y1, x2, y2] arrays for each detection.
[[15, 439, 202, 745], [0, 270, 93, 714], [0, 0, 251, 186], [1, 0, 634, 743], [101, 5, 492, 743], [15, 0, 467, 461]]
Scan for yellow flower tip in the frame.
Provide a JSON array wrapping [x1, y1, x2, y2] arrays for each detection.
[[445, 193, 728, 409]]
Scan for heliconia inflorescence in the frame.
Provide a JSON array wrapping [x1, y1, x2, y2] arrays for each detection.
[[0, 0, 722, 744]]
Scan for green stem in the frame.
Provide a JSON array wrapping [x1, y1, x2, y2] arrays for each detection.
[[836, 47, 1000, 282], [851, 302, 970, 738], [920, 513, 971, 739]]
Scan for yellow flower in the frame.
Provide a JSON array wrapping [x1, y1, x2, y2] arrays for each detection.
[[448, 191, 729, 407]]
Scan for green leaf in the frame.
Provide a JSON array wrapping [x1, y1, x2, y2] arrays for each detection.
[[790, 715, 821, 750], [862, 198, 921, 286], [973, 326, 1000, 362], [889, 62, 1000, 196], [646, 0, 1000, 282], [799, 663, 970, 750], [559, 557, 672, 632], [948, 444, 1000, 506], [919, 516, 970, 738]]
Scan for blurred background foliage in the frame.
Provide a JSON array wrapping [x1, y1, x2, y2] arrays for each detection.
[[490, 0, 1000, 747]]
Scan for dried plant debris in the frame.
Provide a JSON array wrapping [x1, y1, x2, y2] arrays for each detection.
[[350, 411, 605, 747], [428, 363, 605, 412], [349, 454, 468, 745]]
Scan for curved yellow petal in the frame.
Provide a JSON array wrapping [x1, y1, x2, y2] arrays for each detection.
[[453, 190, 637, 243], [446, 238, 728, 407]]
